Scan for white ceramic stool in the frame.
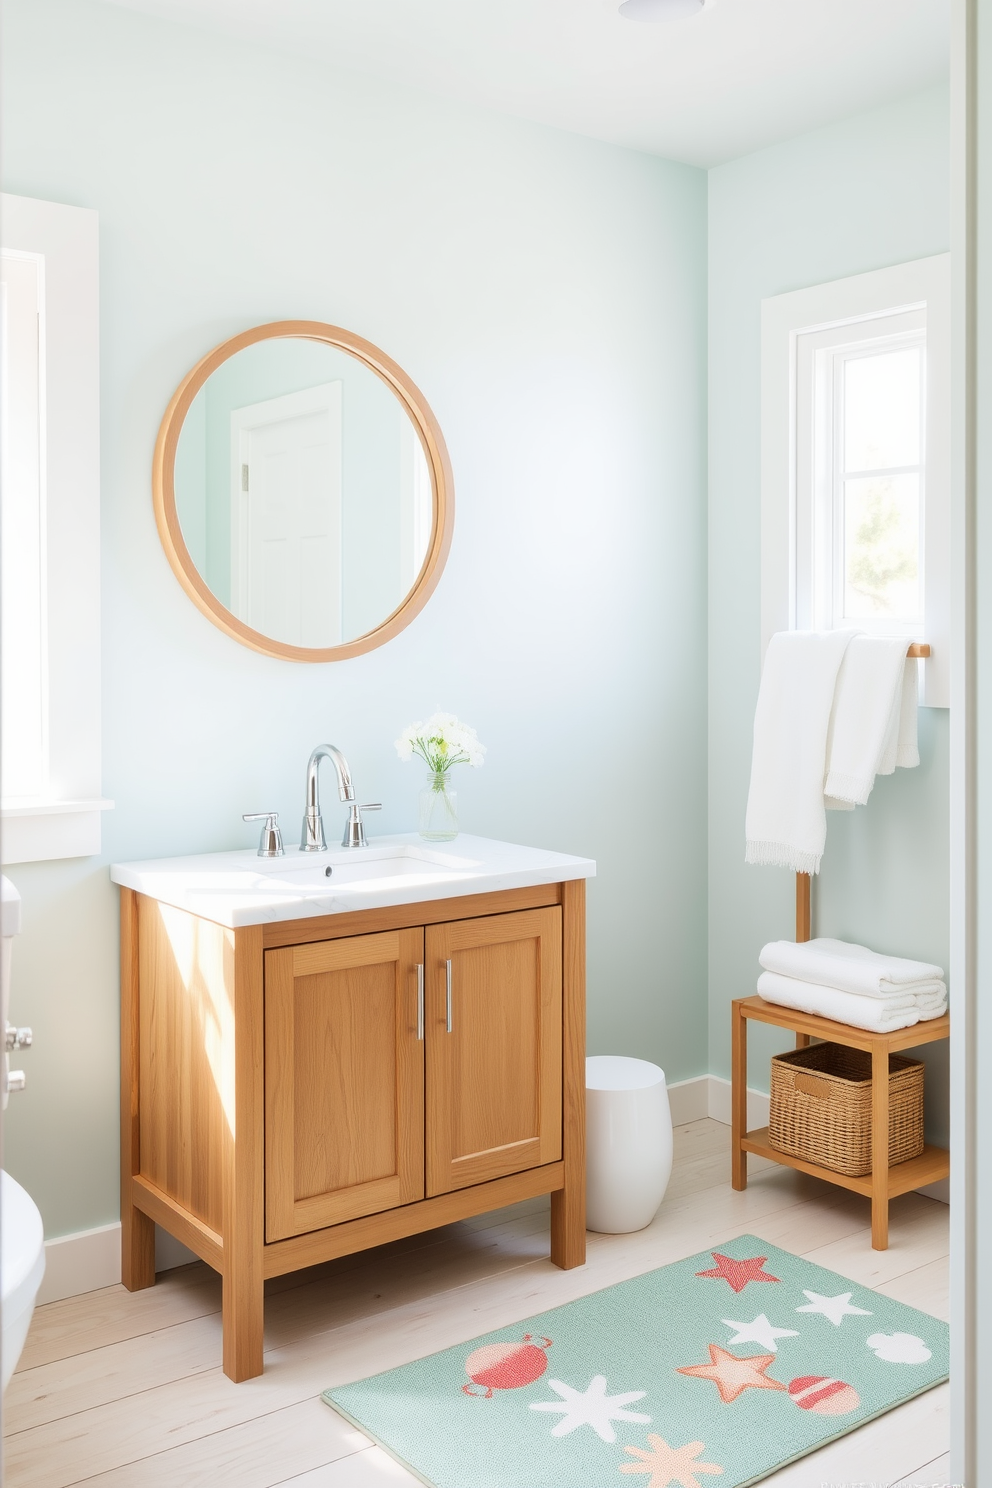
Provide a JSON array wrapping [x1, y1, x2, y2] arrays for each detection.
[[586, 1055, 674, 1233]]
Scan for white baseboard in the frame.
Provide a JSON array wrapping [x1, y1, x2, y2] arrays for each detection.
[[33, 1074, 949, 1305], [916, 1177, 950, 1204], [37, 1222, 198, 1305], [665, 1074, 772, 1130], [664, 1074, 710, 1125], [705, 1073, 771, 1129], [38, 1222, 121, 1305]]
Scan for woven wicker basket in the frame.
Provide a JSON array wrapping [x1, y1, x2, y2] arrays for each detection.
[[768, 1042, 924, 1177]]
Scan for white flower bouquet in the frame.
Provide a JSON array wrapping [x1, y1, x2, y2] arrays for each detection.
[[395, 712, 486, 774], [395, 712, 485, 840]]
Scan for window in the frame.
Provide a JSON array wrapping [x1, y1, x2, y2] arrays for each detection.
[[0, 195, 110, 863], [1, 250, 46, 799], [761, 255, 950, 707]]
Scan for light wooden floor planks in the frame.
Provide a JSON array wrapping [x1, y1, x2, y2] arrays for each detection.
[[3, 1119, 951, 1488]]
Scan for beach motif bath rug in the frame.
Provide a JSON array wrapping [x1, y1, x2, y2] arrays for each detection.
[[321, 1234, 948, 1488]]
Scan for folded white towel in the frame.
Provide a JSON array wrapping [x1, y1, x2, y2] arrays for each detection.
[[757, 971, 947, 1033], [758, 937, 945, 999], [745, 630, 857, 874], [825, 637, 917, 805]]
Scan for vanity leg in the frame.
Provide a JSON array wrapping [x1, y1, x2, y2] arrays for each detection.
[[222, 925, 266, 1381], [121, 1198, 156, 1291], [223, 1255, 264, 1382], [551, 1184, 586, 1270], [120, 888, 155, 1291], [731, 1001, 748, 1191], [871, 1041, 890, 1251], [552, 880, 586, 1270]]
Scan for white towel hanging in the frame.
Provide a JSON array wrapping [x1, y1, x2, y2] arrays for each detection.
[[744, 630, 857, 874], [824, 636, 915, 805]]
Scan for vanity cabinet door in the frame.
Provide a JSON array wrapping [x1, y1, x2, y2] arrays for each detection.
[[425, 907, 562, 1196], [264, 929, 425, 1242]]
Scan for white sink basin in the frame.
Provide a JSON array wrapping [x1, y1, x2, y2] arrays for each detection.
[[258, 844, 479, 894], [111, 834, 596, 928]]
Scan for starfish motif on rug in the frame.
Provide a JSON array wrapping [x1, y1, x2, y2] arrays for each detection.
[[677, 1344, 787, 1403], [721, 1313, 799, 1352], [795, 1290, 873, 1326], [621, 1434, 724, 1487], [529, 1375, 651, 1443], [694, 1252, 780, 1293]]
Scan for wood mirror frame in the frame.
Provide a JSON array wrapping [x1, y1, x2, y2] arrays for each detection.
[[152, 320, 454, 662]]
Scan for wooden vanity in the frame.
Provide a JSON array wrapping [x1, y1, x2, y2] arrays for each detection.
[[118, 863, 587, 1381]]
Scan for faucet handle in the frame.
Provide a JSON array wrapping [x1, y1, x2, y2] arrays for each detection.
[[341, 801, 382, 849], [243, 812, 285, 858]]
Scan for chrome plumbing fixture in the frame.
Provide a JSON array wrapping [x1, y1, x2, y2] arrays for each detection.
[[5, 1023, 31, 1095], [342, 800, 382, 849], [243, 812, 285, 858], [301, 744, 382, 850]]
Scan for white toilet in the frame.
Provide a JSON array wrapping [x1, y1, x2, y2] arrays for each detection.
[[1, 875, 45, 1390], [586, 1054, 674, 1233]]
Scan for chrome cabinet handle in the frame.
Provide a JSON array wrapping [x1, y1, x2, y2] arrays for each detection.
[[416, 964, 424, 1041], [445, 959, 453, 1033]]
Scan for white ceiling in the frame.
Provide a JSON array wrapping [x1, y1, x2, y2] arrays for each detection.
[[103, 0, 949, 167]]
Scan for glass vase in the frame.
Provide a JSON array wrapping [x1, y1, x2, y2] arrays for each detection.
[[419, 770, 459, 841]]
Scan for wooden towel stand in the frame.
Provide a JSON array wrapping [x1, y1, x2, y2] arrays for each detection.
[[731, 639, 948, 1250]]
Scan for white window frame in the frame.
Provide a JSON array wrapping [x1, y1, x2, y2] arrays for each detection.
[[1, 249, 48, 802], [1, 194, 111, 863], [761, 255, 951, 708]]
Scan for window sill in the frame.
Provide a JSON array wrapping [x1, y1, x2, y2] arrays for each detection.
[[1, 799, 114, 865]]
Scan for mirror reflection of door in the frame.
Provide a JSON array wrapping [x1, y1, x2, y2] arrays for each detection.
[[168, 330, 446, 655], [230, 382, 343, 646]]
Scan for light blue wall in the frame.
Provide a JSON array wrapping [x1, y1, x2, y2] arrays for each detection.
[[707, 87, 952, 1135], [1, 0, 709, 1237]]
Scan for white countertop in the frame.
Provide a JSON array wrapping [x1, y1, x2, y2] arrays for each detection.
[[110, 833, 596, 929]]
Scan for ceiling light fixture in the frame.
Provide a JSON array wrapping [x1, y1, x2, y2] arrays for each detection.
[[618, 0, 706, 21]]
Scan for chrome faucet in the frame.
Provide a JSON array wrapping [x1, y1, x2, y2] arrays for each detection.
[[301, 743, 381, 850]]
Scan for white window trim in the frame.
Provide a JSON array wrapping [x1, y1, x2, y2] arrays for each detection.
[[761, 253, 951, 708], [1, 194, 111, 863]]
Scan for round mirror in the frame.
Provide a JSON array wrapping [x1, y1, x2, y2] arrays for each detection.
[[153, 321, 453, 661]]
